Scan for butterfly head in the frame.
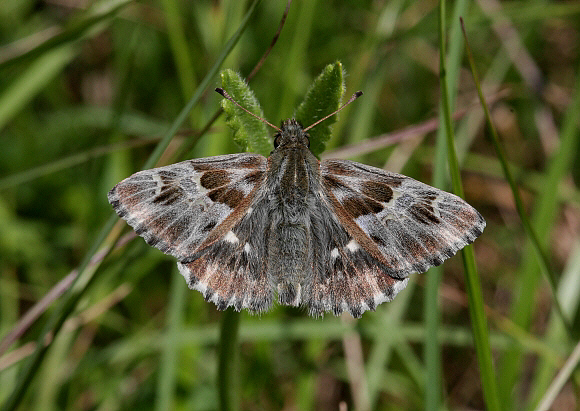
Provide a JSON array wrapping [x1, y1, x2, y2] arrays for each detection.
[[216, 88, 363, 154], [273, 119, 310, 149]]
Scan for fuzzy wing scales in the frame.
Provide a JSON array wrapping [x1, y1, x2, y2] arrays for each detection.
[[321, 159, 485, 277], [304, 198, 409, 318], [108, 153, 268, 260], [178, 194, 274, 313], [108, 153, 274, 312], [311, 159, 485, 317]]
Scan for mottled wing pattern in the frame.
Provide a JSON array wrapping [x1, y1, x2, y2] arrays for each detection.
[[108, 153, 272, 311], [304, 198, 409, 318], [177, 194, 273, 313], [313, 159, 485, 318]]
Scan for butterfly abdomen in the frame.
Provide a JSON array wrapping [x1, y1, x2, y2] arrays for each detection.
[[268, 220, 310, 306]]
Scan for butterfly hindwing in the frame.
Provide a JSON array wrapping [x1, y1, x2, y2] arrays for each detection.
[[178, 194, 273, 313], [305, 196, 409, 318]]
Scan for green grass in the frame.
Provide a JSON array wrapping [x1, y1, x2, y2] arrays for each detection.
[[1, 1, 580, 410]]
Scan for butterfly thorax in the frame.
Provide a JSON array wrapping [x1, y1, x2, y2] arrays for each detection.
[[268, 119, 318, 203]]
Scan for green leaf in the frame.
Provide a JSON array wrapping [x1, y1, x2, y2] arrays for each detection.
[[219, 70, 272, 156], [294, 61, 345, 156]]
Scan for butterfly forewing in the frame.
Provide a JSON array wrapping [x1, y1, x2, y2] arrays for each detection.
[[108, 153, 267, 260], [320, 159, 485, 280]]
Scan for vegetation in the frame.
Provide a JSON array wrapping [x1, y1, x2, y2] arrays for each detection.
[[1, 0, 579, 410]]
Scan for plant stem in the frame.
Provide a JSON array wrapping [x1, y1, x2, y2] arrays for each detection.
[[218, 309, 241, 411]]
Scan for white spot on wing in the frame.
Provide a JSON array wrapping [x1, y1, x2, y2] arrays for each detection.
[[243, 243, 251, 253], [374, 293, 387, 306], [224, 230, 239, 243], [373, 278, 409, 306], [179, 262, 209, 295], [295, 284, 302, 304], [330, 248, 339, 259], [345, 239, 360, 252], [177, 262, 189, 281], [153, 174, 163, 195]]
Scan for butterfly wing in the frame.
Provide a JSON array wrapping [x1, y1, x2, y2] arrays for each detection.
[[177, 193, 273, 313], [304, 197, 410, 318], [309, 159, 485, 318], [108, 153, 273, 312]]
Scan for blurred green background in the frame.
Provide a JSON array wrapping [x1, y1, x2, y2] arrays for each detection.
[[1, 0, 580, 410]]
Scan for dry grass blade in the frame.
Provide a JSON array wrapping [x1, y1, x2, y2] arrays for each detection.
[[247, 0, 293, 82], [0, 231, 136, 358], [534, 340, 580, 411], [321, 90, 508, 160]]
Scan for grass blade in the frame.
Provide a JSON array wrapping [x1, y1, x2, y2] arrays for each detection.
[[0, 139, 157, 190], [460, 18, 573, 337], [143, 0, 262, 171], [0, 0, 130, 69], [426, 2, 469, 409], [534, 339, 580, 411], [0, 45, 75, 132], [367, 282, 415, 407], [1, 214, 119, 411], [438, 2, 501, 410], [160, 0, 197, 101], [526, 241, 580, 409], [461, 14, 580, 409], [155, 267, 186, 411], [273, 0, 318, 122]]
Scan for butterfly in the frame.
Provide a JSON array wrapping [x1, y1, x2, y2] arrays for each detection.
[[108, 88, 485, 318]]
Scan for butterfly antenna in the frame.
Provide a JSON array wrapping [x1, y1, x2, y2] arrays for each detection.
[[215, 88, 281, 132], [303, 91, 363, 132]]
